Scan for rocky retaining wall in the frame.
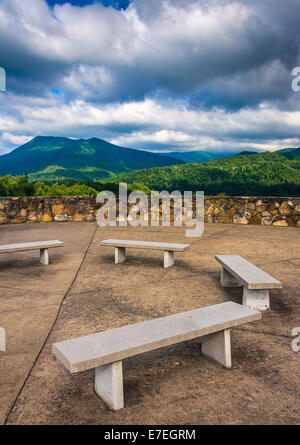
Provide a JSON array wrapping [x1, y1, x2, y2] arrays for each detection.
[[0, 196, 299, 227]]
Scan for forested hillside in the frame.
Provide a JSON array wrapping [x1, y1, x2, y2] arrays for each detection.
[[0, 136, 183, 181], [1, 147, 299, 197], [114, 148, 300, 196]]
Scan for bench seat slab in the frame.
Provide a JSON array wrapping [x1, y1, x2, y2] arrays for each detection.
[[201, 329, 231, 368], [0, 240, 64, 266], [53, 302, 261, 411], [53, 302, 261, 374], [215, 255, 282, 290], [101, 239, 191, 252], [0, 240, 64, 253], [102, 239, 189, 268], [216, 255, 280, 310], [95, 361, 124, 410]]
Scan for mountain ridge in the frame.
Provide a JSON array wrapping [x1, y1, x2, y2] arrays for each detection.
[[0, 136, 184, 181], [160, 150, 241, 163], [112, 147, 300, 196]]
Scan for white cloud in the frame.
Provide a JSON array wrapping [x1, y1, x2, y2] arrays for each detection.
[[1, 93, 300, 154], [1, 0, 299, 100], [2, 132, 32, 146]]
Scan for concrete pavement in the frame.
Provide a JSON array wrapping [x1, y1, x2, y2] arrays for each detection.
[[0, 222, 97, 424], [0, 222, 299, 424]]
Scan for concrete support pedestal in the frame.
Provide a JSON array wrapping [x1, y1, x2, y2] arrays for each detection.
[[220, 267, 242, 287], [0, 327, 6, 351], [40, 248, 49, 265], [164, 250, 174, 268], [243, 287, 270, 311], [115, 247, 126, 264], [95, 361, 124, 410], [201, 329, 231, 368]]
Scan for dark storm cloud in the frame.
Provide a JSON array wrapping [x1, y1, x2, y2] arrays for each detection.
[[0, 0, 299, 106], [0, 0, 300, 154]]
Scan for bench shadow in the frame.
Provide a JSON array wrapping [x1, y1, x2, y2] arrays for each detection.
[[270, 290, 293, 315], [0, 255, 64, 273], [122, 340, 203, 408], [98, 254, 191, 270], [1, 252, 64, 264], [123, 379, 144, 408], [210, 272, 243, 304], [221, 287, 243, 305]]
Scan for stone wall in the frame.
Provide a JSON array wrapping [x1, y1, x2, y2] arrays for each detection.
[[0, 195, 299, 227], [205, 196, 300, 227], [0, 196, 96, 224]]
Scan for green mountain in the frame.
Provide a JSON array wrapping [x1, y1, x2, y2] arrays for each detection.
[[113, 148, 300, 196], [161, 150, 240, 163], [0, 136, 184, 181]]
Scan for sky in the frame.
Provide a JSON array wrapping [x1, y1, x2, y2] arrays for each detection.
[[0, 0, 300, 155]]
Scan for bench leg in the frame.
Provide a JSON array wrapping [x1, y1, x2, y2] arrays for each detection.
[[220, 267, 242, 287], [0, 327, 5, 352], [115, 247, 126, 264], [40, 248, 49, 265], [95, 361, 124, 410], [164, 251, 174, 268], [242, 287, 270, 311], [201, 329, 231, 368]]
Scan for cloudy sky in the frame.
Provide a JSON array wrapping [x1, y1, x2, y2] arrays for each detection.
[[0, 0, 300, 155]]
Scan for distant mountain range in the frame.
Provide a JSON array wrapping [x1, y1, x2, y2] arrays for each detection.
[[0, 137, 243, 182], [160, 150, 240, 163], [0, 136, 299, 196], [0, 135, 255, 181], [115, 147, 300, 196], [0, 136, 184, 181]]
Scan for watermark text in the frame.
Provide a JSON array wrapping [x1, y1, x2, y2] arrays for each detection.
[[291, 327, 300, 352], [291, 67, 300, 92], [96, 183, 204, 238]]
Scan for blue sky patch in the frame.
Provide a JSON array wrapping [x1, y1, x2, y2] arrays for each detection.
[[46, 0, 130, 9]]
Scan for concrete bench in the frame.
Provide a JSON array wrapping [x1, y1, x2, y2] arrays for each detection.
[[53, 301, 261, 410], [215, 255, 282, 311], [0, 240, 64, 265], [0, 327, 5, 352], [100, 239, 191, 268]]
